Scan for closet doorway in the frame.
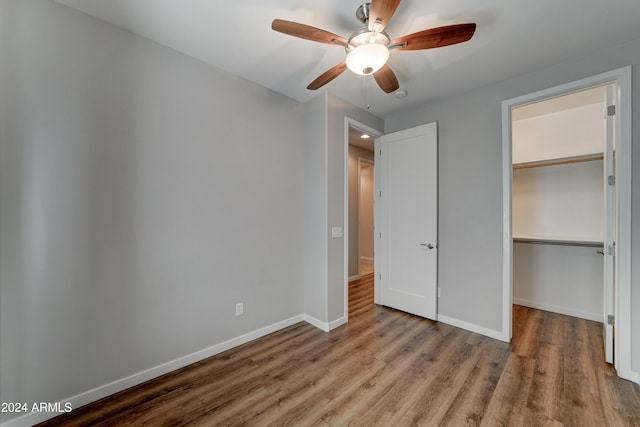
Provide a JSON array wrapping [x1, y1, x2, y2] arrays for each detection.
[[511, 84, 612, 351], [501, 66, 633, 382], [511, 85, 610, 318]]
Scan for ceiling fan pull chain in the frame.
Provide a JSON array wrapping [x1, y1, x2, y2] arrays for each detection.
[[365, 75, 371, 110]]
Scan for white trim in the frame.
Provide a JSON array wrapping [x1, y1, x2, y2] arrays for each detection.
[[356, 157, 362, 276], [624, 371, 640, 384], [513, 298, 602, 323], [303, 314, 346, 332], [303, 313, 330, 332], [437, 314, 504, 341], [614, 67, 634, 383], [323, 93, 330, 328], [343, 117, 383, 324], [0, 315, 305, 427], [328, 316, 348, 331], [501, 66, 633, 381], [501, 100, 513, 342], [360, 256, 374, 261], [348, 274, 361, 282]]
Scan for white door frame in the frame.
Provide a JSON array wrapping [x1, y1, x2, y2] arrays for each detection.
[[501, 66, 636, 383], [344, 118, 383, 321]]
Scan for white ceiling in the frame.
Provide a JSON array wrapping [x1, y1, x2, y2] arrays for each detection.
[[55, 0, 640, 118]]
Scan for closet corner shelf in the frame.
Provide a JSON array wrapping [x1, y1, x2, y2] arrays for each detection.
[[513, 237, 603, 248], [513, 153, 603, 170]]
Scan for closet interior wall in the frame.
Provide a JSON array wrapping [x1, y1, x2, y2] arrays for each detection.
[[512, 87, 608, 321]]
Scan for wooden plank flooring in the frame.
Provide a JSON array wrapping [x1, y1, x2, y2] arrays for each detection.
[[39, 274, 640, 426]]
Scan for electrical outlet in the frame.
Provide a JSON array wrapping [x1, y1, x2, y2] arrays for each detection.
[[235, 303, 244, 316]]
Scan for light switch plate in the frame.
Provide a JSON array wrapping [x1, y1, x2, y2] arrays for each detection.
[[331, 227, 343, 238]]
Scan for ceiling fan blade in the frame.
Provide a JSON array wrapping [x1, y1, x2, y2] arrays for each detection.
[[393, 23, 476, 50], [272, 19, 347, 45], [307, 62, 348, 90], [373, 64, 399, 94], [368, 0, 402, 32]]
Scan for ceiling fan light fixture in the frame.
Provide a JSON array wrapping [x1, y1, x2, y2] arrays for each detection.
[[272, 1, 477, 92], [346, 42, 389, 75]]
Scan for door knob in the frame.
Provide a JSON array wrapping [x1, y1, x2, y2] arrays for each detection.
[[420, 243, 435, 249]]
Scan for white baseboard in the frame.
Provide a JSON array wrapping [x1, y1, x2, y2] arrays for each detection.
[[1, 315, 305, 427], [359, 256, 374, 261], [348, 274, 360, 282], [513, 298, 602, 323], [437, 314, 504, 342], [302, 314, 347, 333], [328, 316, 347, 331], [618, 368, 639, 385], [302, 314, 330, 332]]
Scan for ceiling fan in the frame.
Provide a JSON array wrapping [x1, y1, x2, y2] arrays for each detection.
[[272, 0, 476, 94]]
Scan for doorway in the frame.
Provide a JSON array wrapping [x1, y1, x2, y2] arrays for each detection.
[[345, 120, 382, 318], [511, 84, 610, 322], [501, 66, 634, 382], [347, 125, 375, 282]]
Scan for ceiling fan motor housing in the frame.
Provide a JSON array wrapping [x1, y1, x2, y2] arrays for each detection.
[[356, 3, 372, 25]]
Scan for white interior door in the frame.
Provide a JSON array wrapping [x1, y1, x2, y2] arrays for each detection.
[[603, 85, 616, 364], [377, 122, 438, 319]]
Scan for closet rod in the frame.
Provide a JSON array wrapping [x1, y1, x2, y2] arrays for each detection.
[[513, 238, 603, 248], [513, 153, 603, 170]]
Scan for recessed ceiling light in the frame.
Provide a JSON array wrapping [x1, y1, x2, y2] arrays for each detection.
[[394, 89, 408, 99], [361, 134, 370, 139]]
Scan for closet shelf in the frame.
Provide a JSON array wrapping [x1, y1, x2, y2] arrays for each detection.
[[513, 237, 603, 248], [513, 153, 603, 170]]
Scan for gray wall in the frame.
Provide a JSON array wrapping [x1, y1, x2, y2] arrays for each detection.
[[0, 0, 304, 422], [513, 243, 603, 321], [386, 36, 640, 370], [303, 95, 328, 322]]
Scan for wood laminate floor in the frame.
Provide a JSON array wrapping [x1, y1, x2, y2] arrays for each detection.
[[39, 274, 640, 426]]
